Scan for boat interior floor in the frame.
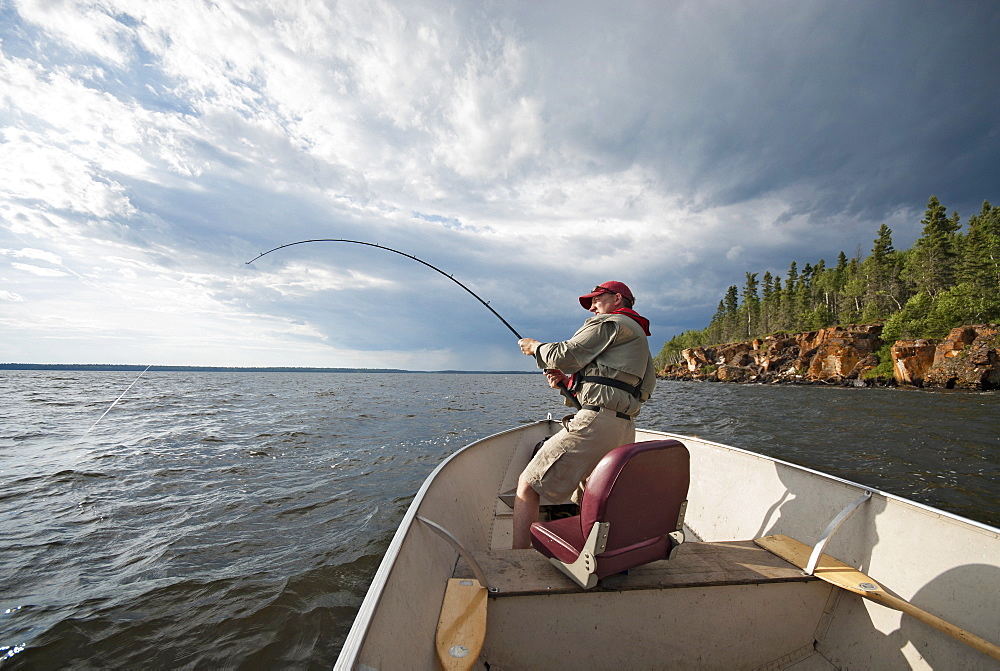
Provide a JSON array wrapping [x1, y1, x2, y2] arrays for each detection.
[[452, 541, 839, 670], [453, 540, 816, 597]]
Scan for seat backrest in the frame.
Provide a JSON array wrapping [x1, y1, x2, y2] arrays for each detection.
[[580, 439, 690, 552]]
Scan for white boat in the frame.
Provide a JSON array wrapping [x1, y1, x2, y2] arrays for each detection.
[[335, 419, 1000, 670]]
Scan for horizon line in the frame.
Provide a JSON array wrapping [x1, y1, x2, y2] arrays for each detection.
[[0, 363, 538, 374]]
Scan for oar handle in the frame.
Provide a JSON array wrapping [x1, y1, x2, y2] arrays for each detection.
[[869, 592, 1000, 662], [755, 534, 1000, 663]]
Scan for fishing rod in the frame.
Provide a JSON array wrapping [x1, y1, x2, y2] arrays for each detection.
[[246, 239, 582, 409]]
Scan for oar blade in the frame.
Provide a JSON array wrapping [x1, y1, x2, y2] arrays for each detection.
[[755, 534, 884, 597], [435, 578, 487, 671]]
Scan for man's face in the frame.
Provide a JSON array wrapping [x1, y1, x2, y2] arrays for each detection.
[[589, 292, 620, 315]]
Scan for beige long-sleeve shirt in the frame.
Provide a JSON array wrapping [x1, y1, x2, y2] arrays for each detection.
[[533, 312, 655, 417]]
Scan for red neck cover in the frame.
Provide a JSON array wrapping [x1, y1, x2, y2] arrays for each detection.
[[611, 308, 651, 336]]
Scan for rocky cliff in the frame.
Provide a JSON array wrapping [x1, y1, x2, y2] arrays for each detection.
[[658, 324, 1000, 390]]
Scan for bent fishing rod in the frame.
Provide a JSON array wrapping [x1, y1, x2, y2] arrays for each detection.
[[246, 239, 581, 409]]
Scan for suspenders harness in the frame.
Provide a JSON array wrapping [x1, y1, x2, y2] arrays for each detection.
[[576, 374, 642, 398]]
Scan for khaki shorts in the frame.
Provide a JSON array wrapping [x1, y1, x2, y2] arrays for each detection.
[[521, 407, 636, 503]]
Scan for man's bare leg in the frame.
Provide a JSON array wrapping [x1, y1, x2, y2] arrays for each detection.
[[512, 474, 540, 549]]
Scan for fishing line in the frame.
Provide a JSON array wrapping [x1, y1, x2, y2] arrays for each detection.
[[84, 365, 151, 435], [246, 239, 581, 409]]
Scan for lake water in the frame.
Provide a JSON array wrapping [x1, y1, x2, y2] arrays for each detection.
[[1, 371, 997, 668]]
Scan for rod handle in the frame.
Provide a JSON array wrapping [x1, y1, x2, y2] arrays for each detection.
[[557, 381, 581, 410]]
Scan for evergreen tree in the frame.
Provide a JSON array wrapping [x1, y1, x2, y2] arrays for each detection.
[[905, 195, 961, 298], [961, 201, 1000, 292], [872, 222, 894, 259], [705, 300, 727, 344], [712, 299, 727, 324], [948, 200, 1000, 324], [863, 223, 905, 319], [828, 251, 848, 322], [841, 254, 864, 322], [771, 276, 783, 331], [835, 251, 848, 275], [760, 271, 775, 334], [724, 285, 739, 315], [723, 285, 739, 342], [786, 261, 798, 294], [741, 272, 759, 337], [780, 262, 799, 329], [811, 259, 837, 327], [761, 272, 774, 302]]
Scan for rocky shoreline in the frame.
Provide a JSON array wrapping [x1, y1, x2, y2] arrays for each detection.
[[658, 324, 1000, 390]]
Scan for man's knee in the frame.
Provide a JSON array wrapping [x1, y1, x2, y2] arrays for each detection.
[[517, 473, 539, 500]]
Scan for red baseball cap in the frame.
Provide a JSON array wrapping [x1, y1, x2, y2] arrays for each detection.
[[579, 281, 634, 309]]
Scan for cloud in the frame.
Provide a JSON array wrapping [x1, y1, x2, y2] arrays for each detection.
[[2, 247, 62, 263], [11, 262, 68, 277], [13, 0, 136, 65], [1, 0, 998, 368], [0, 128, 138, 219]]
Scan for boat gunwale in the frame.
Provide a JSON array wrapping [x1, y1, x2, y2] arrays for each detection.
[[334, 419, 555, 669], [640, 427, 1000, 536], [335, 420, 999, 669]]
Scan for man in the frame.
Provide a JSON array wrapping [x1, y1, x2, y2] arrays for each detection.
[[513, 281, 656, 549]]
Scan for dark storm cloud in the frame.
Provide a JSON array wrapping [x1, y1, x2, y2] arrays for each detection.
[[514, 1, 999, 221]]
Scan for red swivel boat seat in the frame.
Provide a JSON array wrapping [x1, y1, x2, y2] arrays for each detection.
[[529, 439, 690, 589]]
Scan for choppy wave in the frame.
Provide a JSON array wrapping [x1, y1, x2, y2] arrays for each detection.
[[0, 371, 997, 668]]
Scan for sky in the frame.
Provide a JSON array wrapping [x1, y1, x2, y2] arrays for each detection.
[[1, 0, 998, 371]]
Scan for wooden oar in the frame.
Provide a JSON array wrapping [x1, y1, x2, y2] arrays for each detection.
[[755, 534, 1000, 662], [435, 578, 487, 670]]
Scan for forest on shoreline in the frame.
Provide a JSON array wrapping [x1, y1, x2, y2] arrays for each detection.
[[655, 196, 1000, 376]]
